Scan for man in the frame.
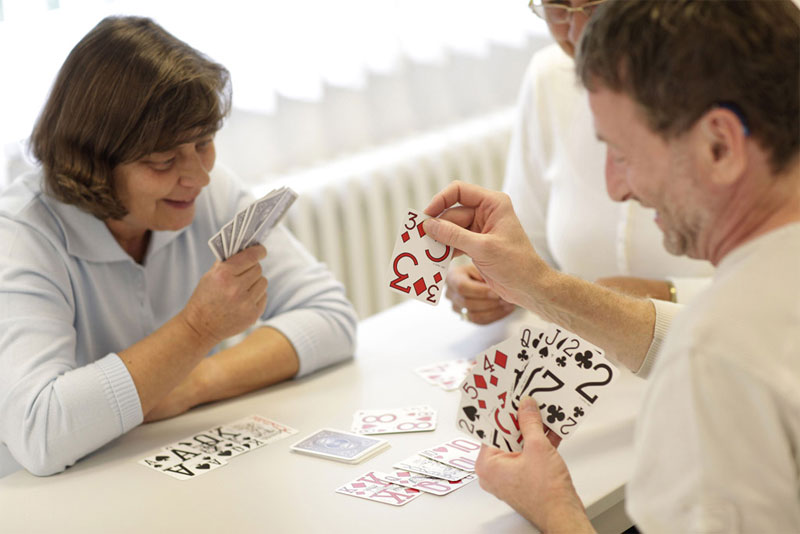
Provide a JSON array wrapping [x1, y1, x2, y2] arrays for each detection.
[[422, 1, 800, 531]]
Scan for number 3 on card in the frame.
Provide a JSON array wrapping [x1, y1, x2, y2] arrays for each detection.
[[386, 209, 454, 306]]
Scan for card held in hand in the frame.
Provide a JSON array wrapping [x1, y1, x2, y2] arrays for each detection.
[[457, 323, 620, 449], [513, 323, 618, 440], [208, 187, 297, 261], [387, 209, 454, 305]]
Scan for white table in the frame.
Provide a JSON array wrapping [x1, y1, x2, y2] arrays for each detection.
[[0, 302, 646, 533]]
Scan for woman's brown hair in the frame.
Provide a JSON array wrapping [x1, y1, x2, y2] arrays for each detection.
[[31, 16, 231, 219]]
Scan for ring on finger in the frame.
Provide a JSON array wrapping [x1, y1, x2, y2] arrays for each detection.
[[459, 307, 469, 321]]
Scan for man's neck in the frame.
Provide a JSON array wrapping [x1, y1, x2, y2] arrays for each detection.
[[705, 159, 800, 265]]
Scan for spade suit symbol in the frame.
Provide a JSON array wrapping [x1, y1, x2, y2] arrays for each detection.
[[463, 406, 480, 422]]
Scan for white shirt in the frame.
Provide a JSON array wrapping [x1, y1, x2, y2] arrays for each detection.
[[503, 44, 714, 297], [628, 223, 800, 533], [0, 165, 357, 477]]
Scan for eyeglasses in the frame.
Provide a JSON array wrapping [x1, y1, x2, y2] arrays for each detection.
[[528, 0, 609, 24]]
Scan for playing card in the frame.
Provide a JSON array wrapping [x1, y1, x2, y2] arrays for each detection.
[[393, 454, 472, 482], [230, 203, 253, 253], [138, 445, 227, 481], [456, 328, 540, 451], [207, 187, 298, 261], [417, 437, 482, 473], [208, 232, 225, 261], [387, 209, 454, 305], [164, 437, 249, 462], [514, 324, 618, 440], [372, 469, 477, 496], [336, 471, 423, 506], [242, 188, 297, 250], [290, 428, 389, 464], [415, 359, 475, 391], [351, 405, 436, 435], [218, 415, 298, 447]]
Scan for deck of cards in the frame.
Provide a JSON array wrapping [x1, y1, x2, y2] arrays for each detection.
[[336, 437, 480, 506], [387, 209, 455, 305], [208, 186, 298, 261], [458, 323, 619, 451], [138, 415, 297, 480], [290, 428, 390, 464]]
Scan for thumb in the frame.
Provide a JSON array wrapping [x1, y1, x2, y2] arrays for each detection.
[[423, 217, 480, 257], [518, 396, 545, 437], [519, 396, 562, 448]]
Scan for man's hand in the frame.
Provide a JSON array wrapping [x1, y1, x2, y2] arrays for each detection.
[[475, 397, 595, 533], [446, 263, 516, 324], [181, 245, 268, 344], [423, 181, 553, 311]]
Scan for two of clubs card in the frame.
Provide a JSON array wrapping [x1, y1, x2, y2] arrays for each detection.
[[138, 415, 297, 480], [457, 324, 619, 451], [208, 186, 298, 261], [336, 437, 480, 507], [387, 209, 454, 305]]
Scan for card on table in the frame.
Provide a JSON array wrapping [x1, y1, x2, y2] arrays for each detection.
[[372, 469, 477, 496], [138, 445, 227, 481], [290, 428, 389, 464], [351, 405, 437, 435], [137, 415, 296, 480], [392, 454, 472, 482], [208, 186, 298, 261], [336, 471, 423, 506], [416, 437, 482, 473], [414, 359, 475, 391], [387, 209, 454, 305]]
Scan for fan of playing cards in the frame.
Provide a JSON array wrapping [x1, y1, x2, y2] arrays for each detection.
[[458, 323, 619, 451], [208, 186, 298, 261]]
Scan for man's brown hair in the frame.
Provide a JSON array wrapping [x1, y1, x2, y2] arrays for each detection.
[[576, 0, 800, 174], [31, 16, 231, 219]]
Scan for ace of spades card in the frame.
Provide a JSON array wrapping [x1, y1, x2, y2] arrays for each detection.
[[513, 323, 618, 440], [387, 209, 454, 305], [457, 327, 544, 452]]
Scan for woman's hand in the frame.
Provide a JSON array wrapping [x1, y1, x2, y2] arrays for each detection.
[[181, 245, 268, 345]]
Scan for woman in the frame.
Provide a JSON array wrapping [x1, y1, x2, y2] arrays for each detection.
[[446, 0, 715, 324], [0, 16, 357, 477]]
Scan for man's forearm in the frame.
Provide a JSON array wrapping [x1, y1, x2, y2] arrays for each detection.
[[520, 269, 655, 373]]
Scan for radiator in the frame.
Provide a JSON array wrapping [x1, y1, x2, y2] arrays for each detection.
[[252, 109, 514, 319]]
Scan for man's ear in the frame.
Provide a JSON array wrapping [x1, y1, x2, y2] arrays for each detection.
[[696, 107, 748, 186]]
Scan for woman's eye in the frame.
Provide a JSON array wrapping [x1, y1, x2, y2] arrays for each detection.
[[151, 158, 175, 170]]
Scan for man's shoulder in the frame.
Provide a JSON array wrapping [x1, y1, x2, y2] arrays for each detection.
[[669, 225, 800, 371]]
